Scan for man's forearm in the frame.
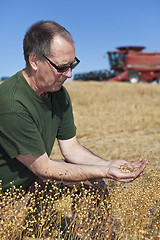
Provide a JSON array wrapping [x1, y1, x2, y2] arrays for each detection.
[[17, 153, 107, 181], [58, 137, 110, 167], [45, 157, 108, 181], [67, 145, 110, 166], [17, 153, 108, 182]]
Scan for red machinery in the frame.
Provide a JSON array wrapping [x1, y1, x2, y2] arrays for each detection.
[[107, 46, 160, 83]]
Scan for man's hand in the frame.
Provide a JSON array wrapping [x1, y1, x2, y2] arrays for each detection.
[[107, 158, 147, 182]]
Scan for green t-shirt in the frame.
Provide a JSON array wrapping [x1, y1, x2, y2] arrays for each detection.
[[0, 71, 76, 191]]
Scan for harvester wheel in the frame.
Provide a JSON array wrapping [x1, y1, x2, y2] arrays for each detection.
[[128, 70, 140, 84], [156, 75, 160, 83]]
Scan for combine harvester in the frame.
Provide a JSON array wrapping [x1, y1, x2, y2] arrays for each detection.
[[74, 46, 160, 83], [107, 46, 160, 83]]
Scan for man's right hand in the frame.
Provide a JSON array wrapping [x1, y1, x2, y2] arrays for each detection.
[[106, 158, 147, 182]]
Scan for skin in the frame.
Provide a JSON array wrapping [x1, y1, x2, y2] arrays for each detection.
[[17, 35, 147, 183]]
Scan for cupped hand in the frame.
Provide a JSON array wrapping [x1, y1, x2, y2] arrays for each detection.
[[107, 158, 147, 182]]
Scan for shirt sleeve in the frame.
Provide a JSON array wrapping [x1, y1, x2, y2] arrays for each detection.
[[0, 112, 46, 158], [55, 87, 76, 140]]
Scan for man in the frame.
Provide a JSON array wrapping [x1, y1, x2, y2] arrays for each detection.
[[0, 20, 147, 193], [0, 20, 147, 239]]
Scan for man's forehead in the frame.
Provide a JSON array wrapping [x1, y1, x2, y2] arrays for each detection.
[[51, 35, 74, 50], [50, 36, 75, 62]]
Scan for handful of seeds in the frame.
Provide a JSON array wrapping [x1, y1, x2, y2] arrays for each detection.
[[119, 164, 134, 173]]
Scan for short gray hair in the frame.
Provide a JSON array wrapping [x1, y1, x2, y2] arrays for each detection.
[[23, 21, 74, 66]]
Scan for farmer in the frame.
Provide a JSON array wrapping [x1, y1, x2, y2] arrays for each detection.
[[0, 20, 147, 194]]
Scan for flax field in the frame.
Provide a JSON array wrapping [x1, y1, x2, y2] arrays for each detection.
[[52, 80, 160, 239], [1, 80, 160, 239]]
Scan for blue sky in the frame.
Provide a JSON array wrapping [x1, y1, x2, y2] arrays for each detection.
[[0, 0, 160, 79]]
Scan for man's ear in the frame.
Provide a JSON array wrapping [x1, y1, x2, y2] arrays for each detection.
[[29, 55, 38, 70]]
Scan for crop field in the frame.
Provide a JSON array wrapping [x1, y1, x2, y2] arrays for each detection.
[[1, 80, 160, 239], [52, 80, 160, 239]]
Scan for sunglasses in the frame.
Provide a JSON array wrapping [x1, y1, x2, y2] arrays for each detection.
[[43, 55, 80, 73]]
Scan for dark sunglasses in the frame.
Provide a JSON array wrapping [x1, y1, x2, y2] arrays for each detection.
[[43, 55, 80, 73]]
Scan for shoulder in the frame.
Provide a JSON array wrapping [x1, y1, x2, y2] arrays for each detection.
[[0, 71, 35, 114], [0, 71, 24, 97], [0, 71, 19, 89], [0, 72, 20, 113]]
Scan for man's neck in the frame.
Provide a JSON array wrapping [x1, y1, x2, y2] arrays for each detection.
[[22, 68, 45, 96]]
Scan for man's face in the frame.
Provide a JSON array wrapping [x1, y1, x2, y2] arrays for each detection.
[[35, 36, 76, 93]]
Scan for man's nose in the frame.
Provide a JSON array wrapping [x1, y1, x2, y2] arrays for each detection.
[[62, 68, 72, 78]]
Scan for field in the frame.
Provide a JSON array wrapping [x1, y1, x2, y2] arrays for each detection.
[[52, 80, 160, 239], [1, 80, 160, 239]]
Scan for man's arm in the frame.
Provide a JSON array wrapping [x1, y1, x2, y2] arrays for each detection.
[[16, 136, 147, 183], [58, 136, 110, 166], [16, 152, 109, 182], [58, 136, 147, 182]]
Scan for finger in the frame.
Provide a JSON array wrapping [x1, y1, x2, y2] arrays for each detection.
[[113, 170, 135, 182], [130, 159, 147, 172], [118, 164, 144, 179], [134, 159, 147, 172], [133, 158, 147, 167], [123, 162, 134, 172], [135, 160, 147, 176], [117, 178, 134, 183], [116, 160, 147, 182], [120, 159, 146, 172], [119, 167, 146, 182]]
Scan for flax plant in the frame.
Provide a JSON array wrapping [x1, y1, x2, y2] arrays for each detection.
[[0, 161, 159, 240]]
